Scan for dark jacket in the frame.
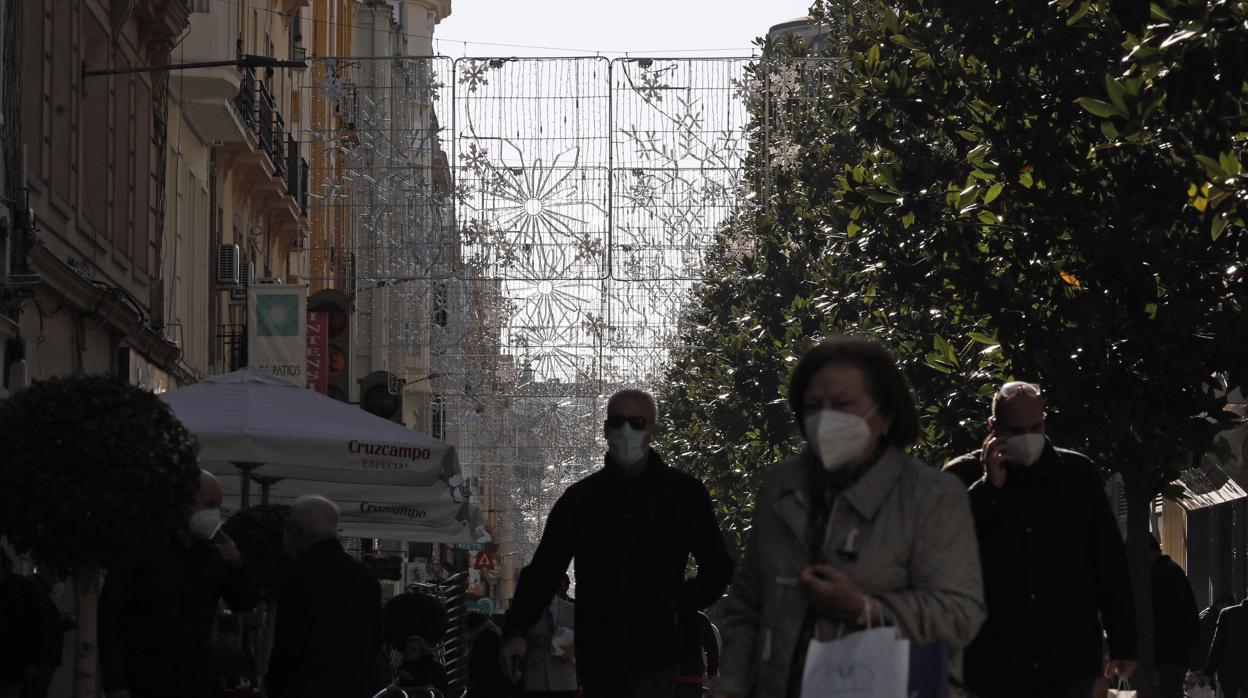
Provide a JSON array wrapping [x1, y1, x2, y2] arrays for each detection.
[[467, 620, 510, 698], [398, 655, 449, 694], [1197, 604, 1226, 672], [1209, 603, 1248, 688], [503, 450, 734, 678], [960, 443, 1137, 693], [266, 539, 384, 698], [1151, 554, 1200, 667], [0, 573, 45, 683], [942, 451, 984, 489], [99, 539, 259, 697]]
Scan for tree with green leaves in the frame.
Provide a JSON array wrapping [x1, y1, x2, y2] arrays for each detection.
[[0, 374, 200, 698], [661, 0, 1247, 691]]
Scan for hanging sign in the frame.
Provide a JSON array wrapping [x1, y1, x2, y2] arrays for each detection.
[[248, 285, 308, 384]]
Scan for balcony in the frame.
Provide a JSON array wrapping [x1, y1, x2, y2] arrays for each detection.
[[225, 65, 308, 237]]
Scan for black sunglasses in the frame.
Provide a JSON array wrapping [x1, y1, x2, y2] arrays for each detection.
[[604, 415, 649, 430]]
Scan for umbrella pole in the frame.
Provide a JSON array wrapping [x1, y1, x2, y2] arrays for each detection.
[[254, 476, 284, 506], [232, 462, 260, 510]]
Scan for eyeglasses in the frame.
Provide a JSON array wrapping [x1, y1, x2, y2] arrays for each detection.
[[998, 381, 1042, 399], [604, 415, 649, 430]]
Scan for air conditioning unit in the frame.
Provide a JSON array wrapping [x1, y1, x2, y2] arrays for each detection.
[[217, 244, 241, 285], [229, 261, 256, 303], [256, 276, 283, 285]]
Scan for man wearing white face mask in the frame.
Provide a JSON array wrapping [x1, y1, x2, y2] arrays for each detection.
[[944, 382, 1138, 698], [100, 470, 259, 698], [501, 389, 734, 698]]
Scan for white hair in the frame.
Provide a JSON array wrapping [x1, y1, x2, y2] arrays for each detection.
[[288, 495, 340, 546]]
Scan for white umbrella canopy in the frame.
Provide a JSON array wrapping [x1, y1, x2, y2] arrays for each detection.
[[161, 368, 471, 542]]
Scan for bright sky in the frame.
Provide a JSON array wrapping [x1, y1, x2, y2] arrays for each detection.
[[433, 0, 815, 57]]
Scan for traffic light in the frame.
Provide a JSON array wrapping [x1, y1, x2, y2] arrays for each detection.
[[359, 370, 404, 424], [308, 289, 353, 403]]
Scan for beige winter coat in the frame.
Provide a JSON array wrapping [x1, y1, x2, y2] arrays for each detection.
[[710, 447, 985, 697]]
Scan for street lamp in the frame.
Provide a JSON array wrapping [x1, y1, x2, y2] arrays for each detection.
[[82, 54, 308, 81]]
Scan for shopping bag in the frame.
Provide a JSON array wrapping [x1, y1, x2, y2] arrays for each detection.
[[800, 627, 910, 698], [907, 641, 949, 698], [1106, 679, 1136, 698], [1187, 685, 1215, 698]]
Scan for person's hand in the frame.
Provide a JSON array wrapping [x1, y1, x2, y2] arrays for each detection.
[[1104, 659, 1137, 680], [799, 564, 866, 621], [213, 531, 243, 569], [499, 636, 526, 684], [981, 435, 1008, 489]]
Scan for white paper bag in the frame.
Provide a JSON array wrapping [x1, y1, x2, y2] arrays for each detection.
[[800, 627, 910, 698]]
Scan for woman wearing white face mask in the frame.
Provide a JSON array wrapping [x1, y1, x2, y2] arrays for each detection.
[[709, 337, 986, 698]]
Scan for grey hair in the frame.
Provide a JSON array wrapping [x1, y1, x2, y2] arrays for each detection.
[[288, 495, 340, 545], [607, 389, 658, 422]]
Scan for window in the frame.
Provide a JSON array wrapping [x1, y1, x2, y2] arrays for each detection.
[[431, 394, 446, 441], [432, 282, 448, 327]]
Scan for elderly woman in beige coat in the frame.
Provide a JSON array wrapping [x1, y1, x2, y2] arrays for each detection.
[[710, 337, 985, 698]]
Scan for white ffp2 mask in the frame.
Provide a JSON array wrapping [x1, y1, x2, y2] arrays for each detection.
[[1005, 433, 1047, 467], [607, 425, 648, 473], [804, 408, 876, 472], [188, 508, 222, 540]]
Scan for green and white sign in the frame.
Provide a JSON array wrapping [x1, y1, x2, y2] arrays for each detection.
[[248, 285, 308, 384]]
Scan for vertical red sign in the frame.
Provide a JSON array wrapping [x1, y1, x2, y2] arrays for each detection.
[[306, 310, 329, 394]]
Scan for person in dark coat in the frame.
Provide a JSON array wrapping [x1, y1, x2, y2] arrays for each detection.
[[1149, 535, 1200, 698], [500, 389, 734, 698], [466, 611, 510, 698], [99, 471, 259, 698], [948, 382, 1137, 698], [211, 613, 255, 698], [1208, 599, 1248, 697], [23, 562, 75, 698], [397, 636, 449, 695], [1195, 592, 1235, 680], [265, 495, 383, 698], [0, 549, 44, 698]]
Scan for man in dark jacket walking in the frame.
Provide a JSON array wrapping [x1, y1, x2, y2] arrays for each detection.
[[1209, 599, 1248, 697], [945, 382, 1137, 698], [1149, 535, 1200, 698], [100, 471, 259, 698], [266, 496, 382, 698], [500, 389, 734, 698], [266, 495, 383, 698]]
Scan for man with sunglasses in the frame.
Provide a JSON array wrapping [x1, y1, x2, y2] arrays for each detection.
[[944, 381, 1138, 698], [500, 389, 734, 698]]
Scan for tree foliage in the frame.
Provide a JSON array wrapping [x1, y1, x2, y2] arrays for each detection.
[[222, 503, 293, 600], [660, 0, 1248, 559], [0, 373, 201, 570]]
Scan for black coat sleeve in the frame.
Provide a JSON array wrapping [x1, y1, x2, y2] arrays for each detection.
[[503, 491, 577, 638], [1207, 608, 1230, 675], [220, 560, 260, 615], [265, 577, 310, 698], [1085, 467, 1137, 660], [677, 479, 734, 612]]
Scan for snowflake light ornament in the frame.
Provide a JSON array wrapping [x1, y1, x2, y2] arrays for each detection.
[[459, 60, 490, 93], [769, 140, 801, 173], [769, 63, 802, 102]]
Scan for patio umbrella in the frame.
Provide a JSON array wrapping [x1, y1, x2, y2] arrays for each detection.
[[161, 368, 471, 542]]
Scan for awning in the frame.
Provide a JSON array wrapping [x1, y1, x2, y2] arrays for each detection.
[[1172, 456, 1248, 511]]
